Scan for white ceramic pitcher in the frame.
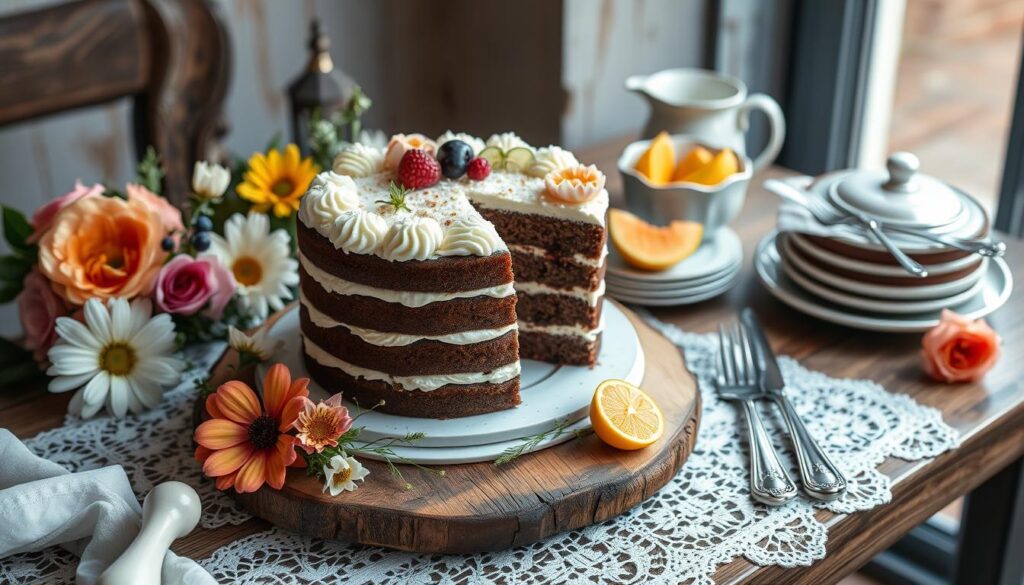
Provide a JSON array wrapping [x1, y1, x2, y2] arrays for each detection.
[[626, 68, 786, 173]]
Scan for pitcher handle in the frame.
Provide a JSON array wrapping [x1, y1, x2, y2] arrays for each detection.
[[737, 93, 786, 174]]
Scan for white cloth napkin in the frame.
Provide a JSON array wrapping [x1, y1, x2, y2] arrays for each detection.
[[0, 429, 216, 584]]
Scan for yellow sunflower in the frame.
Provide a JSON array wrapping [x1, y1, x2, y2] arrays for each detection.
[[237, 144, 320, 217]]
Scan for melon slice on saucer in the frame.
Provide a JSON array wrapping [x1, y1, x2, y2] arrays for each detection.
[[609, 208, 703, 271]]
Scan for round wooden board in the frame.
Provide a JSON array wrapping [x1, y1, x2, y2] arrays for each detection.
[[195, 301, 700, 554]]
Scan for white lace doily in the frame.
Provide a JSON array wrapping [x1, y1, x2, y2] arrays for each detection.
[[1, 318, 959, 585]]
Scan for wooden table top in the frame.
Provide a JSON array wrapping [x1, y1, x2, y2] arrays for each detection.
[[2, 137, 1022, 584]]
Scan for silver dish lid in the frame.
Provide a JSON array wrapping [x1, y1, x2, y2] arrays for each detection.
[[828, 152, 965, 229]]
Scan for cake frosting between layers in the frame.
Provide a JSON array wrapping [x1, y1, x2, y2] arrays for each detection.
[[297, 131, 609, 418]]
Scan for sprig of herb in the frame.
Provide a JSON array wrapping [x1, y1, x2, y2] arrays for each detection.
[[494, 417, 577, 466], [376, 181, 412, 213], [136, 146, 165, 195], [305, 428, 443, 491]]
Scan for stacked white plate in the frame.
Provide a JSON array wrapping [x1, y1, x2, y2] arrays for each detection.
[[755, 231, 1013, 332], [606, 227, 743, 306]]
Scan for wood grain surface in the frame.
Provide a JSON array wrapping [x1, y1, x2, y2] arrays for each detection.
[[193, 301, 700, 554], [2, 137, 1023, 582]]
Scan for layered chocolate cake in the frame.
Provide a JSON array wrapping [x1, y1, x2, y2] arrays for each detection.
[[297, 131, 608, 418]]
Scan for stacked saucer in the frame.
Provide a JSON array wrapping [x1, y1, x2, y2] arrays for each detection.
[[607, 226, 742, 306], [755, 153, 1012, 332]]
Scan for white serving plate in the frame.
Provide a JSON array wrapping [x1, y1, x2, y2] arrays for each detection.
[[609, 272, 740, 307], [258, 301, 644, 449], [606, 263, 739, 291], [353, 418, 593, 465], [755, 231, 1012, 332], [781, 255, 985, 315], [607, 226, 742, 283], [788, 232, 982, 277], [607, 267, 740, 299], [781, 235, 986, 300]]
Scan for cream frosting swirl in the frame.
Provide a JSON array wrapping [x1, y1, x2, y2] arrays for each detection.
[[299, 172, 360, 229], [380, 215, 444, 261], [436, 130, 485, 155], [437, 218, 503, 256], [328, 209, 387, 254], [528, 146, 580, 178], [332, 143, 384, 177], [486, 131, 531, 152]]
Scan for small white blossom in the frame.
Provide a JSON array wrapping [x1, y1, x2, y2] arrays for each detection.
[[192, 161, 231, 201], [322, 454, 370, 496], [228, 326, 281, 362]]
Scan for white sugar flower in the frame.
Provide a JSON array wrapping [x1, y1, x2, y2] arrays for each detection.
[[210, 213, 298, 320], [47, 298, 183, 419], [228, 325, 282, 362], [436, 130, 485, 155], [486, 131, 531, 152], [192, 161, 231, 202], [322, 454, 370, 495]]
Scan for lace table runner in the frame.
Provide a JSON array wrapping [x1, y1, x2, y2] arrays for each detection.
[[1, 319, 959, 585]]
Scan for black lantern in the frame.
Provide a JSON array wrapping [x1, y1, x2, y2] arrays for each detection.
[[287, 19, 356, 154]]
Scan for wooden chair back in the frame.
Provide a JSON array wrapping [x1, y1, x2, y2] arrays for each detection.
[[0, 0, 230, 206]]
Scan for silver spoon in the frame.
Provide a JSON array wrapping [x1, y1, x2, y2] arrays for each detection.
[[765, 179, 928, 278]]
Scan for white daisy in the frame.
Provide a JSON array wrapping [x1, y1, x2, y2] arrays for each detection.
[[322, 454, 370, 495], [210, 212, 298, 320], [228, 325, 282, 362], [47, 298, 183, 419]]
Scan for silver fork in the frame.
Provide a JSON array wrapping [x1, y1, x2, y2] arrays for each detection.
[[715, 321, 798, 505]]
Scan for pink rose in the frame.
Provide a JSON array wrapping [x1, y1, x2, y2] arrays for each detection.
[[126, 183, 185, 238], [921, 309, 1001, 383], [17, 269, 68, 363], [28, 181, 104, 243], [154, 254, 236, 319]]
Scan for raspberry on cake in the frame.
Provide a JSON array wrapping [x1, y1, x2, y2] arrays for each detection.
[[297, 131, 609, 419]]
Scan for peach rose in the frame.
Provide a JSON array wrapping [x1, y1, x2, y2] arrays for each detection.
[[17, 269, 68, 363], [38, 195, 168, 305], [126, 183, 184, 238], [28, 181, 104, 243], [921, 309, 1001, 383]]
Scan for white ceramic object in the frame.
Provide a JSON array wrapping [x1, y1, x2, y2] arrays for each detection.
[[607, 265, 740, 292], [609, 272, 741, 307], [607, 226, 742, 283], [355, 418, 593, 465], [781, 256, 985, 315], [259, 302, 644, 449], [97, 482, 202, 585], [788, 233, 981, 277], [782, 236, 986, 300], [618, 137, 752, 234], [625, 68, 786, 173], [607, 267, 740, 299], [754, 231, 1013, 333]]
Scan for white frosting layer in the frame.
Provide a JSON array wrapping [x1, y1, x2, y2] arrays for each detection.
[[528, 146, 579, 178], [467, 171, 608, 226], [332, 143, 385, 178], [300, 252, 515, 308], [437, 218, 503, 256], [297, 173, 360, 229], [514, 279, 606, 306], [329, 210, 387, 253], [508, 244, 609, 268], [380, 215, 444, 261], [518, 311, 606, 342], [304, 338, 521, 391], [301, 292, 517, 346]]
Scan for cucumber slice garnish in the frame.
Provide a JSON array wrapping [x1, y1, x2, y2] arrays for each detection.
[[504, 147, 535, 172], [478, 146, 505, 168]]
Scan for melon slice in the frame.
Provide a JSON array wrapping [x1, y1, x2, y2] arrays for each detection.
[[680, 147, 739, 186], [633, 131, 676, 185], [609, 208, 703, 271], [671, 146, 714, 182]]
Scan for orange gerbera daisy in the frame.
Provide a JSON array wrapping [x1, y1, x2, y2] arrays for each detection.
[[237, 144, 319, 218], [194, 363, 310, 493]]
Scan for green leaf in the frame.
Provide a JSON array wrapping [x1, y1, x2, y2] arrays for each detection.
[[0, 281, 21, 304], [264, 132, 283, 153], [0, 255, 31, 284], [0, 360, 45, 390], [2, 206, 34, 256], [135, 146, 166, 195]]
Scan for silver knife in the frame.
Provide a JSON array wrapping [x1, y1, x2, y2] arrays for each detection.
[[741, 308, 847, 500]]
